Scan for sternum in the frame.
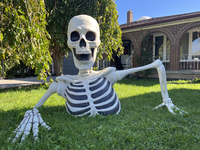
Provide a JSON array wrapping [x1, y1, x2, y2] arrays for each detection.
[[84, 81, 97, 116]]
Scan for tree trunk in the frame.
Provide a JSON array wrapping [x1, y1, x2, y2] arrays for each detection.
[[52, 44, 65, 76]]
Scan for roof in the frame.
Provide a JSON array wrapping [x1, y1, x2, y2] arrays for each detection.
[[120, 11, 200, 30]]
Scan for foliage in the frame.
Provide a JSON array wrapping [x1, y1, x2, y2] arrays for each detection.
[[134, 31, 155, 78], [0, 79, 200, 149], [0, 59, 15, 77], [6, 61, 35, 78], [45, 0, 124, 75], [0, 0, 51, 80]]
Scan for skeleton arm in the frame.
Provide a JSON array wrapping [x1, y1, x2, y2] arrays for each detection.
[[116, 59, 162, 80], [34, 82, 58, 108], [10, 82, 58, 143], [116, 59, 182, 114]]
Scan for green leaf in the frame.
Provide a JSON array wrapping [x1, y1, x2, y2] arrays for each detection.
[[0, 32, 3, 42]]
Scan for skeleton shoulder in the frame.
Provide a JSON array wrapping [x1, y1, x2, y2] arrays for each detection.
[[56, 75, 75, 83], [56, 75, 75, 98], [98, 67, 117, 84]]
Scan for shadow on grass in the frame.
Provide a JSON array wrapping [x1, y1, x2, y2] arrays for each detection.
[[1, 87, 199, 129], [1, 88, 200, 149]]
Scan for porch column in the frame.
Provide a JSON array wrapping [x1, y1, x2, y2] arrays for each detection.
[[132, 46, 140, 67], [175, 41, 180, 70], [163, 35, 167, 62], [170, 41, 180, 70], [188, 31, 192, 61]]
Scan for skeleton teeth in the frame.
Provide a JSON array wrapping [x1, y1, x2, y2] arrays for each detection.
[[73, 48, 94, 61]]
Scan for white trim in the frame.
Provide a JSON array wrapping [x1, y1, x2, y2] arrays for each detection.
[[153, 35, 155, 58], [163, 35, 167, 62], [180, 59, 200, 62], [188, 31, 192, 60]]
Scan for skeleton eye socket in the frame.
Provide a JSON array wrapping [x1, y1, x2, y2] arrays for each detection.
[[71, 31, 80, 42], [86, 31, 95, 41]]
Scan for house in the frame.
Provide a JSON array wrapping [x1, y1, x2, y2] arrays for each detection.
[[62, 11, 200, 79], [119, 10, 200, 79]]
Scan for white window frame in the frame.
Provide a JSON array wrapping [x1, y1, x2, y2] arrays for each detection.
[[180, 28, 200, 62], [152, 33, 169, 62]]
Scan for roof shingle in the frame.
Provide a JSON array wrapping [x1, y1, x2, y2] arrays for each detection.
[[120, 11, 200, 30]]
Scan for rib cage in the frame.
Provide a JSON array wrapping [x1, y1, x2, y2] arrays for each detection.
[[64, 77, 121, 116]]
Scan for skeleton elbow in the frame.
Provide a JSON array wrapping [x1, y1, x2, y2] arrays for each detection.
[[49, 82, 58, 94], [154, 59, 163, 68]]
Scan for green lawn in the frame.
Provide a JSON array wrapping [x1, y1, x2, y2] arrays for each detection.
[[0, 78, 200, 149]]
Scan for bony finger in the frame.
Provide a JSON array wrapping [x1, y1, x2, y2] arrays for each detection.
[[7, 137, 12, 142], [33, 122, 39, 140], [14, 115, 28, 133], [13, 114, 32, 143], [21, 121, 32, 142], [38, 115, 51, 130], [12, 128, 24, 143], [20, 111, 34, 141], [32, 112, 40, 140]]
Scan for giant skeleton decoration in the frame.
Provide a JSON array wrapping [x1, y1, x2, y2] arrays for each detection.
[[10, 15, 182, 142]]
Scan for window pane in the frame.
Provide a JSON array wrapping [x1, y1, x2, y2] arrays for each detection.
[[192, 32, 200, 57], [193, 32, 198, 42], [155, 36, 163, 60], [122, 40, 131, 55], [166, 37, 170, 60], [180, 33, 189, 60]]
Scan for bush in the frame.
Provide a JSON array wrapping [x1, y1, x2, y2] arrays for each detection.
[[6, 61, 35, 78]]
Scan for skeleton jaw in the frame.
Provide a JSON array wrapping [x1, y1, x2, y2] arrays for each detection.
[[73, 48, 94, 61], [72, 47, 97, 71]]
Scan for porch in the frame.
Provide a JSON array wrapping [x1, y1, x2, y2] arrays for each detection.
[[161, 59, 200, 70], [102, 56, 200, 80], [146, 69, 200, 80], [139, 58, 200, 80]]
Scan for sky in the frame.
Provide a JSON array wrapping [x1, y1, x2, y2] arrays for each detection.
[[115, 0, 200, 25]]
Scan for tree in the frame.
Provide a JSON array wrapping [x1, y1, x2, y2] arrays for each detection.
[[45, 0, 124, 76], [0, 0, 51, 80]]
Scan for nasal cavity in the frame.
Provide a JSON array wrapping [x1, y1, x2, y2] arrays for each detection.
[[79, 39, 86, 47]]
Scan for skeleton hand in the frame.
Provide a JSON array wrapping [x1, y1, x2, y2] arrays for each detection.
[[154, 98, 182, 114], [9, 108, 50, 143]]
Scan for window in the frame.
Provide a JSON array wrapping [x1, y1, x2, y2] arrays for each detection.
[[192, 32, 200, 58], [122, 40, 132, 55], [153, 34, 170, 62], [180, 33, 189, 60], [155, 36, 163, 60], [180, 29, 200, 61]]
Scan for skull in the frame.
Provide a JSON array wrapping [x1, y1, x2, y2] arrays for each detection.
[[67, 15, 101, 70]]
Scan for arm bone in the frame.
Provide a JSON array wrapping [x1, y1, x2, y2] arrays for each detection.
[[155, 64, 182, 114], [34, 82, 58, 109], [116, 59, 162, 81], [116, 59, 183, 114]]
